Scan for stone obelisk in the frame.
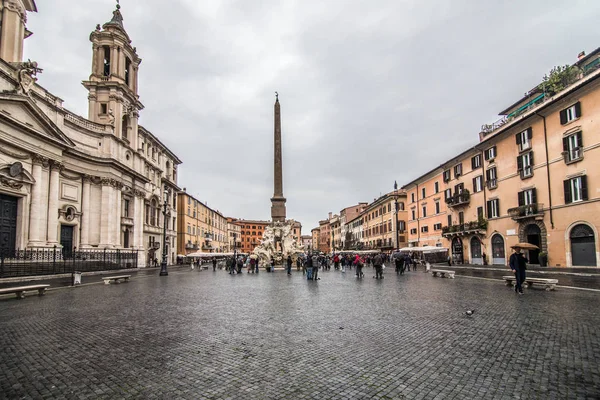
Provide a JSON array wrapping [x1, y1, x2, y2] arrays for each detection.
[[271, 92, 286, 222]]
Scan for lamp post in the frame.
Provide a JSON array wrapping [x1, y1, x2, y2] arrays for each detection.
[[233, 232, 237, 260], [394, 180, 400, 251], [159, 186, 171, 276]]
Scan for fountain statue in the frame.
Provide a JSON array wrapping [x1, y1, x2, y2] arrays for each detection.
[[253, 220, 304, 266]]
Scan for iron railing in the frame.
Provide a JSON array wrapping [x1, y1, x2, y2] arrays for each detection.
[[507, 203, 544, 220], [0, 247, 138, 278]]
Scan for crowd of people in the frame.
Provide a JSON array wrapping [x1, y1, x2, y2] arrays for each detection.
[[191, 251, 428, 281]]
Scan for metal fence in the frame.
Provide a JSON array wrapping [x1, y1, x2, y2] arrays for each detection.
[[0, 247, 139, 278]]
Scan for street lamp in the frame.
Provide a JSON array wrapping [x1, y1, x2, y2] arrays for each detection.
[[159, 186, 171, 276], [233, 232, 237, 260], [394, 180, 400, 251]]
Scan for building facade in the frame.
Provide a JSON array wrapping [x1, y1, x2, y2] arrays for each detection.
[[311, 227, 320, 252], [227, 218, 242, 253], [177, 191, 227, 255], [237, 220, 270, 254], [404, 49, 600, 267], [0, 2, 181, 268], [301, 235, 312, 250], [360, 192, 407, 250], [339, 203, 368, 249]]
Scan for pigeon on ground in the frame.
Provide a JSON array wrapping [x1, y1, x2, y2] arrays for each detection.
[[465, 309, 475, 317]]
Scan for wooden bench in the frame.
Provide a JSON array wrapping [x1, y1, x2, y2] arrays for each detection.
[[431, 269, 455, 279], [503, 276, 558, 291], [102, 275, 131, 285], [0, 284, 50, 299]]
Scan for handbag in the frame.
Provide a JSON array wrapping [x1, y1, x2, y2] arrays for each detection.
[[382, 263, 386, 270]]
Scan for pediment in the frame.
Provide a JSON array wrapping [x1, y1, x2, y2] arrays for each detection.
[[0, 161, 35, 190], [0, 93, 75, 148]]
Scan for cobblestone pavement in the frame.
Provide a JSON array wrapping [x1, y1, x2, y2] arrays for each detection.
[[1, 268, 600, 399]]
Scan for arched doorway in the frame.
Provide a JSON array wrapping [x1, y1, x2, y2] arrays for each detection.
[[571, 224, 597, 266], [452, 237, 463, 265], [491, 234, 505, 265], [524, 224, 541, 264], [470, 237, 482, 265]]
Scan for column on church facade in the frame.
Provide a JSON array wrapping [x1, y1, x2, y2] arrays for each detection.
[[28, 156, 45, 246], [99, 179, 114, 248], [80, 175, 91, 247], [46, 161, 61, 245], [114, 184, 122, 246], [132, 192, 141, 249]]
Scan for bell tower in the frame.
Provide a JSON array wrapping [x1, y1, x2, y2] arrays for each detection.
[[82, 1, 143, 147], [0, 0, 38, 63]]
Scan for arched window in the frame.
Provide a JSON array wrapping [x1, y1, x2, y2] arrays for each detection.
[[125, 57, 131, 86], [102, 45, 111, 76]]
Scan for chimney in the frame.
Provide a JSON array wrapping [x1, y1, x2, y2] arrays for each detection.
[[578, 51, 586, 60], [328, 212, 332, 220]]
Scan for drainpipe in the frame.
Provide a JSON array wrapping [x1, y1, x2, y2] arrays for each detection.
[[416, 183, 420, 246], [535, 112, 554, 229]]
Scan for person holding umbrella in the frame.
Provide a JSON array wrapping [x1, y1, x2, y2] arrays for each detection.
[[509, 244, 531, 295]]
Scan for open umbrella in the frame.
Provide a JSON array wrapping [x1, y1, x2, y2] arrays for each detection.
[[511, 242, 539, 250]]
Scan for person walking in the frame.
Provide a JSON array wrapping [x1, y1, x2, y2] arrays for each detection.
[[373, 252, 384, 279], [286, 255, 293, 275], [249, 257, 256, 273], [509, 246, 528, 295], [306, 254, 313, 280], [395, 255, 403, 275], [354, 254, 364, 278], [312, 253, 319, 280], [212, 257, 217, 271]]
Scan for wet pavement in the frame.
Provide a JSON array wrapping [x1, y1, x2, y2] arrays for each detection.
[[1, 267, 600, 399]]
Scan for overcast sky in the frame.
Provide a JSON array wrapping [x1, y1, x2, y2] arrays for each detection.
[[25, 0, 600, 231]]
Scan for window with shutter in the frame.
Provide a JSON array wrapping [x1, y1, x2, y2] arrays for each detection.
[[518, 191, 525, 207], [562, 102, 581, 124], [447, 215, 452, 226], [563, 131, 583, 163], [581, 175, 588, 200], [564, 179, 573, 204], [516, 128, 532, 152]]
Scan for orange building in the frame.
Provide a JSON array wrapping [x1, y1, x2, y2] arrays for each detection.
[[236, 220, 270, 253], [403, 48, 600, 267]]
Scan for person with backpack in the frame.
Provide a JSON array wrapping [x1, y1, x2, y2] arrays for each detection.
[[354, 254, 364, 278]]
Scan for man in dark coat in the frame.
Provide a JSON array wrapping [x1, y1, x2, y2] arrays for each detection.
[[509, 246, 527, 294], [286, 255, 293, 275], [373, 252, 384, 279]]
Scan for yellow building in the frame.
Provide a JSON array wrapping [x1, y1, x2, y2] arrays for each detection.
[[360, 191, 408, 251], [227, 217, 242, 253], [177, 190, 228, 255]]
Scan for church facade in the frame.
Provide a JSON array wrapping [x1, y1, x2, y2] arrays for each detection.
[[0, 1, 181, 268]]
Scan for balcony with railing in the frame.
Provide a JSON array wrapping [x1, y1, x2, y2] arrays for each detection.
[[486, 179, 498, 190], [442, 220, 488, 238], [562, 147, 583, 164], [507, 203, 544, 221], [445, 191, 470, 208]]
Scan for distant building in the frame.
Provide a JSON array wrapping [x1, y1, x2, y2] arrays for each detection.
[[177, 190, 228, 255], [237, 220, 270, 253]]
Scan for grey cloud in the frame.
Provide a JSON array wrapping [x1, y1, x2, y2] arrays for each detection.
[[25, 0, 600, 230]]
